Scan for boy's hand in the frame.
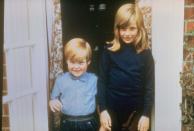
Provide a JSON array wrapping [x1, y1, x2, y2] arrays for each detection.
[[100, 110, 111, 131], [49, 99, 62, 112], [138, 116, 149, 131]]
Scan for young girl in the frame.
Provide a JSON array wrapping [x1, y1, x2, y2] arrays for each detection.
[[97, 3, 154, 131]]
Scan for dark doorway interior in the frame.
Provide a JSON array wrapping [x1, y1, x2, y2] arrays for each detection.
[[60, 0, 135, 73]]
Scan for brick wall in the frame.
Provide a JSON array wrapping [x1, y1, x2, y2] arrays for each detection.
[[182, 0, 194, 131], [2, 53, 10, 131]]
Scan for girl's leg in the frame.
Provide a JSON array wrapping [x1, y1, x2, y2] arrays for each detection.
[[121, 111, 143, 131], [110, 110, 140, 131], [108, 109, 120, 131]]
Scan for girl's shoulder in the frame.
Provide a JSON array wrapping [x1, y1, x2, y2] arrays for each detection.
[[141, 48, 154, 63], [98, 43, 111, 56], [141, 48, 152, 56], [102, 42, 116, 54]]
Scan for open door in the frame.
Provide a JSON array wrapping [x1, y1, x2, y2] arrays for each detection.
[[3, 0, 49, 131]]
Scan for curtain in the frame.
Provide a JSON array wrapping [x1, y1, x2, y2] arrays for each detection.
[[47, 0, 63, 130], [48, 0, 63, 80]]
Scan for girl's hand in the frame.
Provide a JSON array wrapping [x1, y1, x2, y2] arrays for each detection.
[[100, 110, 112, 131], [138, 116, 149, 131], [99, 126, 108, 131], [49, 99, 62, 112]]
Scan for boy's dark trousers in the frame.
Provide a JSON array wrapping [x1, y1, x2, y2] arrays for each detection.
[[60, 113, 99, 131]]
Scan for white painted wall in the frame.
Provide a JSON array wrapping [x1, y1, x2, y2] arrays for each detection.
[[152, 0, 184, 131]]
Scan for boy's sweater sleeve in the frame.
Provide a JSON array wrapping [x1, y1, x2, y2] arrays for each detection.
[[97, 49, 110, 112], [143, 49, 155, 117], [50, 77, 61, 100]]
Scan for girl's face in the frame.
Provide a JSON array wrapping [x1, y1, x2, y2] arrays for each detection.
[[119, 21, 138, 44], [67, 59, 90, 77]]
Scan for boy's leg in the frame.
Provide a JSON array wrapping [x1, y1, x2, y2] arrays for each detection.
[[60, 116, 77, 131], [60, 119, 72, 131], [78, 116, 99, 131]]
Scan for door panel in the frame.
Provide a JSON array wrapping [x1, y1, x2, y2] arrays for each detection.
[[10, 96, 34, 131]]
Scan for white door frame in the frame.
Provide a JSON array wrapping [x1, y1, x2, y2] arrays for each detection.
[[152, 0, 184, 131]]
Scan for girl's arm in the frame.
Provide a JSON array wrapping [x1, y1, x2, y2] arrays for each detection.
[[97, 48, 112, 130], [138, 50, 154, 131], [138, 116, 149, 131], [97, 48, 110, 112], [142, 49, 155, 117]]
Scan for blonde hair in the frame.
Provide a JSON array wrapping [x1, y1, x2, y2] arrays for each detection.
[[64, 38, 92, 62], [108, 3, 149, 53]]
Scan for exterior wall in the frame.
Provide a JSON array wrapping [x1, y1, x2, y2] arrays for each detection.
[[2, 53, 10, 131]]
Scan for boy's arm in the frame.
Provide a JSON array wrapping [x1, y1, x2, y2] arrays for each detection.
[[50, 76, 62, 100], [49, 99, 62, 112], [50, 77, 62, 112]]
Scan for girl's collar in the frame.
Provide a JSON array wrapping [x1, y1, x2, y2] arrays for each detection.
[[120, 40, 134, 48]]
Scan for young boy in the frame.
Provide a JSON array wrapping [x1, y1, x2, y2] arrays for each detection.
[[49, 38, 99, 131]]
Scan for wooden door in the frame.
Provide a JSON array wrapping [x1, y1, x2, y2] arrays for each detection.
[[3, 0, 49, 130]]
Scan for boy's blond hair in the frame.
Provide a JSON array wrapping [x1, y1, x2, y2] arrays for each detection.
[[108, 3, 149, 53], [64, 38, 92, 62]]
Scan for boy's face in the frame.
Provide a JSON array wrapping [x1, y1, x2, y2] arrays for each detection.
[[67, 59, 90, 77]]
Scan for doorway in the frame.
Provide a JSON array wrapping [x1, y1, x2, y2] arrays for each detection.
[[60, 0, 135, 73]]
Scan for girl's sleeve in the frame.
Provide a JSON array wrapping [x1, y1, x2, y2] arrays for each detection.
[[143, 49, 155, 117], [97, 49, 110, 112], [50, 77, 61, 100]]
